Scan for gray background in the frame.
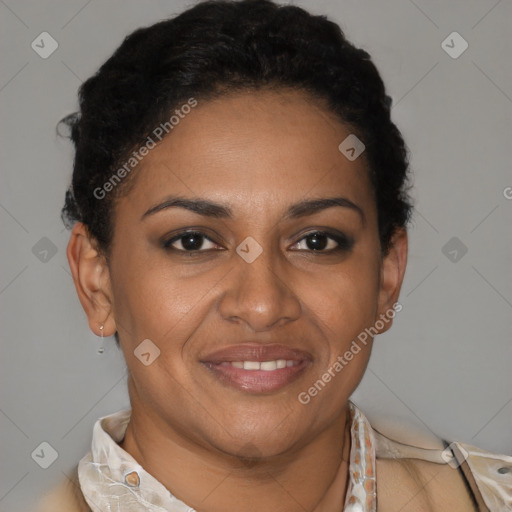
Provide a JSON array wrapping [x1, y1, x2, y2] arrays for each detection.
[[1, 0, 511, 510]]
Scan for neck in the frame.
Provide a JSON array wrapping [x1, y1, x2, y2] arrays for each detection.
[[119, 386, 352, 512]]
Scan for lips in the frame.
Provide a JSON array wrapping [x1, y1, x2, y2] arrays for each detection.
[[200, 343, 312, 393], [201, 344, 312, 364]]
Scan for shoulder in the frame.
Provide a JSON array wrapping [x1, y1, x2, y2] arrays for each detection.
[[376, 457, 477, 512], [370, 419, 512, 511], [34, 465, 90, 512]]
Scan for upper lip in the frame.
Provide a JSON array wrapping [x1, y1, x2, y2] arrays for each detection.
[[200, 343, 313, 363]]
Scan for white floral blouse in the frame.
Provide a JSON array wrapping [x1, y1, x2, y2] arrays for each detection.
[[75, 401, 511, 511]]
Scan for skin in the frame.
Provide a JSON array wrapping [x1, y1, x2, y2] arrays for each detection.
[[67, 88, 411, 511]]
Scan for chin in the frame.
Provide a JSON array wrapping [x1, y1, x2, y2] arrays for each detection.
[[208, 413, 312, 460]]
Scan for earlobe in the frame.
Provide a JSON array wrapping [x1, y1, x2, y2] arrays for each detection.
[[376, 228, 408, 334], [66, 222, 116, 337]]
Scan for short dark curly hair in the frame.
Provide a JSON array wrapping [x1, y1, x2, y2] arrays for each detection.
[[60, 0, 412, 258]]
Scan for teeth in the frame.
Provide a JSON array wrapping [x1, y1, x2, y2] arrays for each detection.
[[260, 360, 277, 371], [243, 361, 261, 370], [228, 360, 298, 370]]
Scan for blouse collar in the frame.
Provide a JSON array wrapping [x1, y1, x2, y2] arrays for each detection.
[[78, 400, 376, 511]]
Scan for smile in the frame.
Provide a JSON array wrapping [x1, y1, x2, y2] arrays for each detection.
[[219, 359, 299, 370], [200, 343, 312, 393]]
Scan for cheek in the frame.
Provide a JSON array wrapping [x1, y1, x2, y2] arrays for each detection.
[[301, 257, 380, 342], [297, 267, 378, 415], [110, 249, 227, 366]]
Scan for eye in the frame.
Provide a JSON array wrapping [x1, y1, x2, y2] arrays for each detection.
[[163, 231, 220, 252], [291, 231, 353, 253], [162, 230, 353, 254]]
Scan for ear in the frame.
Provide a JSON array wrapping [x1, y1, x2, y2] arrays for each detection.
[[375, 227, 408, 334], [66, 222, 116, 337]]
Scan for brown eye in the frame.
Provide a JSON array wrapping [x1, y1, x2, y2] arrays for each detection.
[[163, 231, 218, 252], [291, 231, 354, 253]]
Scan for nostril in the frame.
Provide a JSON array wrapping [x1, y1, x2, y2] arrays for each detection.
[[497, 466, 510, 475]]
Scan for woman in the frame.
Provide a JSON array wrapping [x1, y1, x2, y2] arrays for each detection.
[[37, 0, 511, 510]]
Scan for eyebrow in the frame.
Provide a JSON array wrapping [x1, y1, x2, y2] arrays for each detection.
[[141, 195, 365, 224]]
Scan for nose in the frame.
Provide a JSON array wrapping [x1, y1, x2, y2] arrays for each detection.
[[218, 245, 301, 332]]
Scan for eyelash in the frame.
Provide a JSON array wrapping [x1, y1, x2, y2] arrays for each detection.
[[162, 230, 354, 254]]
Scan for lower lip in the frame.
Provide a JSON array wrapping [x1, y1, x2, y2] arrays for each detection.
[[202, 361, 310, 393]]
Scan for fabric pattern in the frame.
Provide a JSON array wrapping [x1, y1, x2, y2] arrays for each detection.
[[343, 403, 376, 511], [452, 441, 512, 512]]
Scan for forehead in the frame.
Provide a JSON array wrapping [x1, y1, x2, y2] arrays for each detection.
[[117, 89, 374, 219]]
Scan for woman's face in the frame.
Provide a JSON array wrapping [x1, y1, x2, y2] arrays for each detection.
[[76, 89, 406, 458]]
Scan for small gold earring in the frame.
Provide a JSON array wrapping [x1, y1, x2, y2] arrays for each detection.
[[98, 324, 105, 354]]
